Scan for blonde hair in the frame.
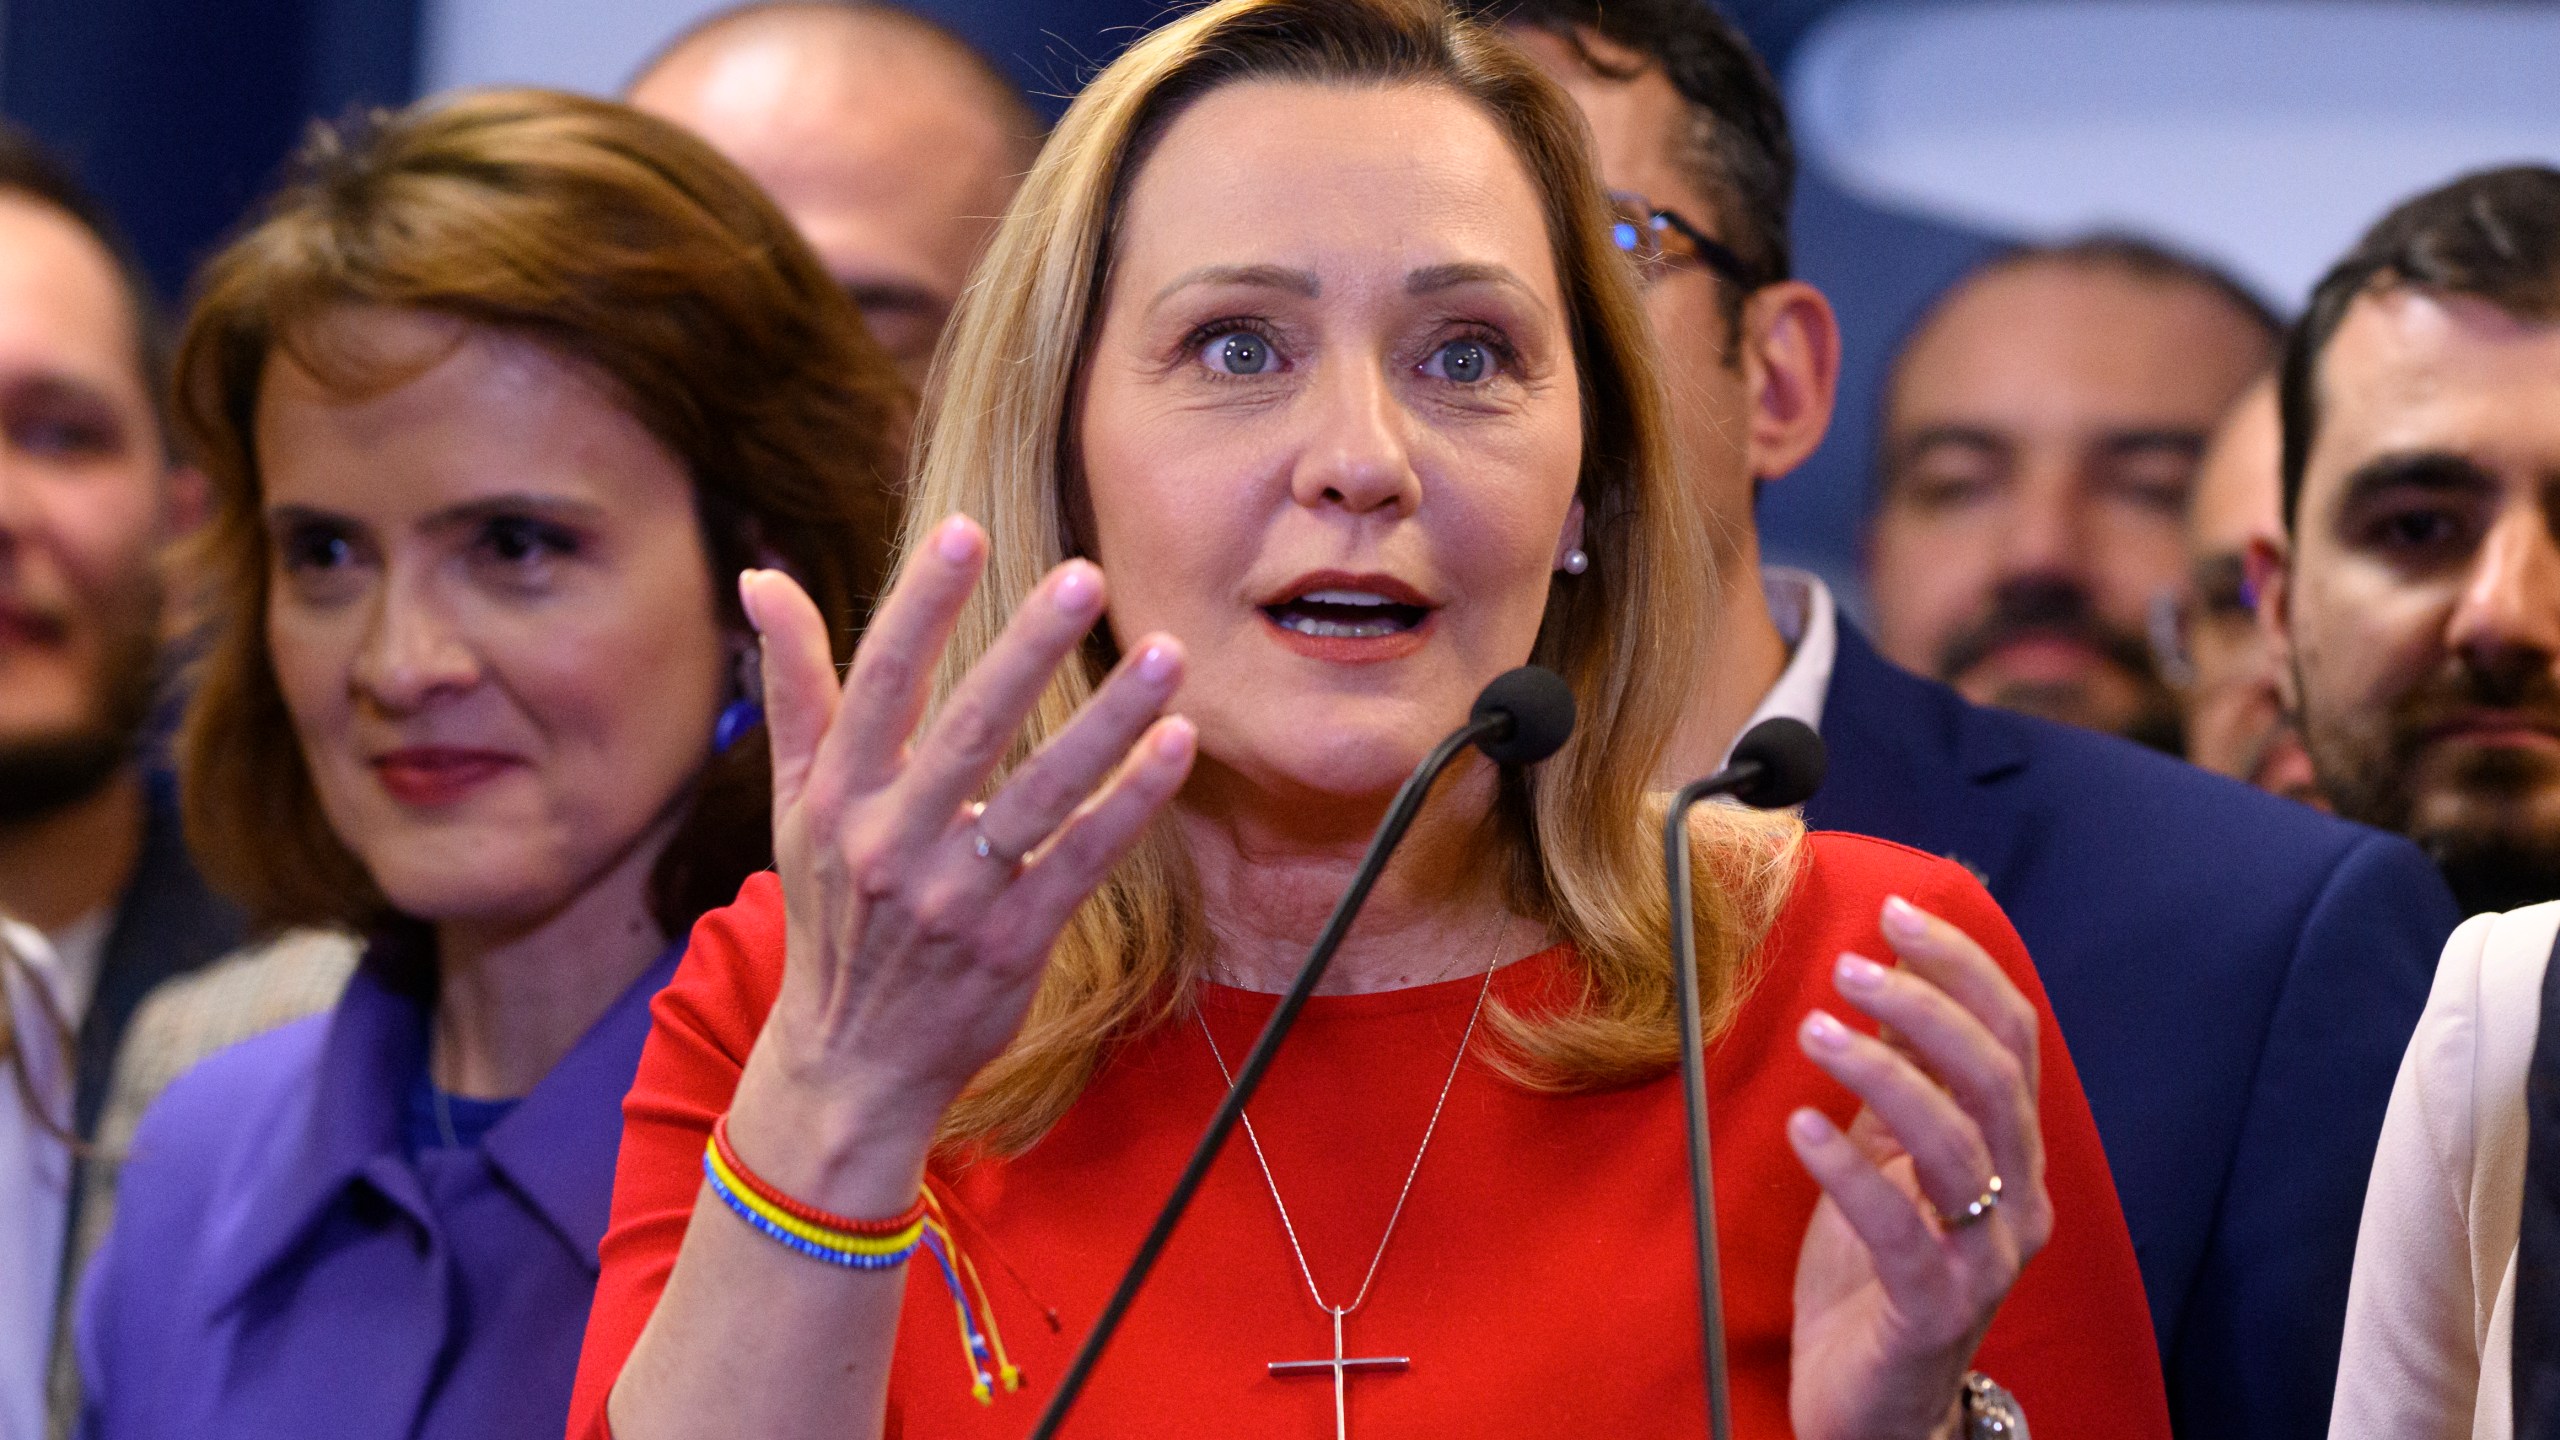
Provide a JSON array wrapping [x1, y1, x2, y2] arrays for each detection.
[[920, 0, 1802, 1155]]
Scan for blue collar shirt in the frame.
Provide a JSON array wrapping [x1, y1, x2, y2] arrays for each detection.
[[75, 934, 681, 1440]]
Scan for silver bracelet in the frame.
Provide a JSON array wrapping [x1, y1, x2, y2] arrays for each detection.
[[1960, 1373, 2028, 1440]]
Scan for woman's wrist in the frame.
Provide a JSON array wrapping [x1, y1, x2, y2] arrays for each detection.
[[724, 1040, 947, 1220]]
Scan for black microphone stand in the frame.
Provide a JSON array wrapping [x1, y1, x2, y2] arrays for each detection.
[[1664, 718, 1825, 1440], [1666, 769, 1740, 1440], [1025, 712, 1508, 1440]]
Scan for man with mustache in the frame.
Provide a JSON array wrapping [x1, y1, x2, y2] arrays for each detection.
[[1867, 236, 2281, 752], [2260, 165, 2560, 915], [1485, 1, 2462, 1435]]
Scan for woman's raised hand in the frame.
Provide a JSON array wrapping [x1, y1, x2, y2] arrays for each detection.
[[1786, 896, 2054, 1440], [731, 516, 1195, 1199]]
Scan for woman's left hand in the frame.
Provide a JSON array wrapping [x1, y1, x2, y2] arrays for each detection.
[[1787, 895, 2053, 1440]]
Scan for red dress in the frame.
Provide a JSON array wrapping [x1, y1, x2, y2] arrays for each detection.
[[569, 832, 2170, 1438]]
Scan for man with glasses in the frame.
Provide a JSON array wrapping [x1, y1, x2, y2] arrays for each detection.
[[2184, 375, 2323, 805], [1486, 2, 2461, 1436]]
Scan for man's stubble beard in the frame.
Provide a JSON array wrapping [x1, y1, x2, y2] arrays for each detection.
[[0, 567, 162, 826], [2296, 654, 2560, 914]]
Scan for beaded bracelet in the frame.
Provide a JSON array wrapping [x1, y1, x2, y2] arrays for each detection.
[[702, 1148, 923, 1266], [703, 1115, 1023, 1405], [711, 1115, 929, 1235]]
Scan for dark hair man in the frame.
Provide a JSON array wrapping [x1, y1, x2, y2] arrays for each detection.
[[0, 124, 240, 1433], [1867, 236, 2280, 752], [0, 127, 240, 1119], [2256, 166, 2560, 915], [626, 0, 1042, 387], [1473, 1, 2460, 1435]]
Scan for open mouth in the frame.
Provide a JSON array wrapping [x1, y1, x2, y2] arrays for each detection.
[[1261, 588, 1431, 640]]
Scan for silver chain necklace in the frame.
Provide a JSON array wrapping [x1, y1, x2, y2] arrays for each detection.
[[1196, 961, 1496, 1439]]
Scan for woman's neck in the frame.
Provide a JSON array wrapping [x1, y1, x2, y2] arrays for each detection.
[[428, 817, 674, 1099], [1176, 758, 1551, 995]]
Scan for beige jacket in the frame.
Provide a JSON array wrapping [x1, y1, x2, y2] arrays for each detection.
[[2332, 902, 2560, 1440]]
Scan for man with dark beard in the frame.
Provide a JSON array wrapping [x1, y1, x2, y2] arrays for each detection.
[[2260, 166, 2560, 914], [1867, 236, 2280, 751], [1482, 2, 2463, 1434], [0, 127, 239, 1134], [0, 126, 240, 1438]]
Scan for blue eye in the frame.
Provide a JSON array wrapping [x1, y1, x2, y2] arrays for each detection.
[[281, 524, 358, 572], [1202, 331, 1274, 376], [1425, 338, 1494, 384]]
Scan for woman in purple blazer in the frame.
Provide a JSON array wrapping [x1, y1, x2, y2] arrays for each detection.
[[72, 90, 902, 1440]]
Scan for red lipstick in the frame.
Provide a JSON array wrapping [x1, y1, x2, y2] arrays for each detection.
[[370, 748, 520, 807]]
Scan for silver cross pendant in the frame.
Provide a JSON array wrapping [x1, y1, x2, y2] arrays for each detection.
[[1269, 1307, 1410, 1440]]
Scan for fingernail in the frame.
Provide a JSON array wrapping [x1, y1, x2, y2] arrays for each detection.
[[1803, 1010, 1848, 1050], [1788, 1109, 1828, 1144], [736, 570, 765, 633], [1053, 563, 1100, 614], [1836, 953, 1886, 993], [1137, 642, 1179, 683], [1153, 715, 1196, 757], [935, 516, 980, 563], [1882, 895, 1926, 941]]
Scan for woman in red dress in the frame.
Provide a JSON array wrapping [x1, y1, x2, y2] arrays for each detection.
[[571, 0, 2172, 1435]]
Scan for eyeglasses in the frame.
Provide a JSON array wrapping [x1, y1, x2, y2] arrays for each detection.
[[1607, 192, 1760, 291], [2148, 552, 2264, 691]]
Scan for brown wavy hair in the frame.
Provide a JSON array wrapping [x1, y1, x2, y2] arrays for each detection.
[[174, 88, 905, 938], [917, 0, 1803, 1155]]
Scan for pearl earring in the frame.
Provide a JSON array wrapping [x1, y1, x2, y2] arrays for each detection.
[[1561, 548, 1589, 575]]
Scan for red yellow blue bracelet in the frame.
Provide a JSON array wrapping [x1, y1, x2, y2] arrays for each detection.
[[710, 1115, 929, 1236], [702, 1116, 1023, 1404]]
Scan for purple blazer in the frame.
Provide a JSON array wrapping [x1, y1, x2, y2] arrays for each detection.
[[75, 935, 680, 1440]]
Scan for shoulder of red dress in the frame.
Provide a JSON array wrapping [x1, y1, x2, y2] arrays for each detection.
[[1799, 829, 1986, 897], [654, 869, 790, 1036]]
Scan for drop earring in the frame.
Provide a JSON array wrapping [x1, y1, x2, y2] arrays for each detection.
[[713, 698, 763, 755], [1561, 547, 1589, 576], [712, 644, 764, 755]]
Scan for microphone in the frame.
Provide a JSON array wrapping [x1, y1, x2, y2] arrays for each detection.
[[1664, 717, 1826, 1440], [1028, 666, 1576, 1439]]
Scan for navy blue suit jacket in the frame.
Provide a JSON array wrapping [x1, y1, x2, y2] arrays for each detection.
[[1802, 622, 2461, 1440]]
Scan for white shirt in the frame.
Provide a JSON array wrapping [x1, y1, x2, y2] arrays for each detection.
[[0, 910, 105, 1440], [2331, 903, 2560, 1440], [1725, 566, 1838, 765]]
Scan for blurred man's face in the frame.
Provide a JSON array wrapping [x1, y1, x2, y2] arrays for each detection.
[[0, 194, 165, 824], [2184, 378, 2321, 804], [630, 20, 1024, 386], [2276, 289, 2560, 912], [1504, 27, 1757, 547], [1867, 260, 2271, 749]]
